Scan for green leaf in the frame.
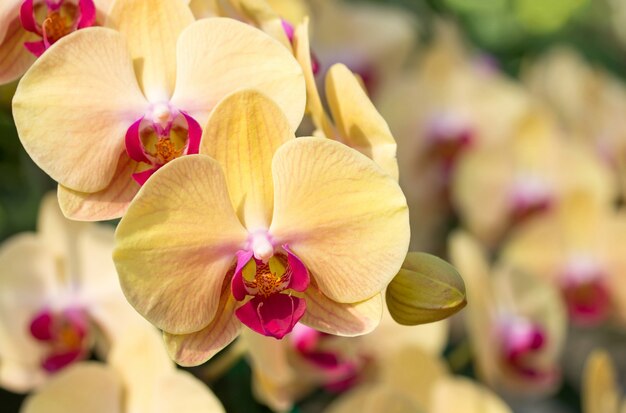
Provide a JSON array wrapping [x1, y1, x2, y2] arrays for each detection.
[[386, 252, 467, 326]]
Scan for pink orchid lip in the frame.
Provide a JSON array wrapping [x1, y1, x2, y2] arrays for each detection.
[[560, 262, 611, 326], [29, 307, 90, 373], [499, 318, 550, 380], [20, 0, 97, 57], [125, 109, 202, 185], [424, 114, 474, 176], [508, 179, 553, 225], [232, 244, 310, 339]]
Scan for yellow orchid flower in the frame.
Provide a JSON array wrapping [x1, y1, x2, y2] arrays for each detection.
[[0, 193, 146, 393], [113, 90, 410, 367], [21, 328, 225, 413], [292, 19, 398, 180], [325, 345, 513, 413], [13, 0, 305, 221], [452, 109, 616, 247], [449, 231, 567, 396], [582, 350, 626, 413], [502, 191, 626, 326], [244, 311, 448, 411]]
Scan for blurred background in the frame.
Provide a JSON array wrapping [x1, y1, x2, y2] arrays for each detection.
[[2, 0, 626, 412]]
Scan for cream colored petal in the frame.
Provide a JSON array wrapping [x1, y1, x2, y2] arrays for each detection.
[[326, 383, 423, 413], [0, 16, 36, 85], [13, 28, 148, 192], [106, 0, 194, 101], [582, 350, 620, 413], [114, 155, 248, 335], [57, 153, 140, 221], [20, 363, 122, 413], [155, 370, 225, 413], [326, 63, 398, 179], [430, 377, 513, 413], [0, 1, 20, 43], [0, 234, 60, 392], [37, 192, 85, 261], [270, 137, 409, 303], [302, 288, 383, 336], [267, 0, 309, 24], [171, 18, 305, 130], [163, 289, 241, 366], [230, 0, 291, 48], [200, 89, 294, 230]]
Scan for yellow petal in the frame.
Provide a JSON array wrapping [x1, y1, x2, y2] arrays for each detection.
[[13, 28, 148, 193], [267, 0, 309, 24], [0, 234, 59, 392], [0, 16, 36, 85], [325, 63, 399, 179], [302, 287, 383, 336], [155, 370, 225, 412], [106, 0, 194, 101], [57, 153, 141, 221], [582, 350, 621, 413], [200, 90, 294, 230], [386, 252, 466, 326], [170, 18, 305, 130], [270, 137, 409, 303], [20, 363, 122, 413], [163, 289, 241, 366], [326, 384, 423, 413], [114, 155, 248, 335], [230, 0, 291, 48], [430, 377, 513, 413]]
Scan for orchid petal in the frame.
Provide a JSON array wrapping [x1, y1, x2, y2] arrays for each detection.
[[430, 377, 513, 413], [156, 370, 226, 412], [0, 1, 22, 43], [326, 384, 421, 413], [386, 252, 466, 326], [163, 289, 241, 366], [57, 152, 141, 221], [20, 363, 122, 413], [114, 155, 248, 335], [170, 18, 305, 130], [0, 16, 36, 85], [13, 28, 148, 192], [106, 0, 194, 101], [0, 234, 60, 392], [325, 63, 399, 179], [302, 286, 383, 336], [230, 0, 291, 48], [200, 89, 294, 229], [582, 351, 620, 413], [270, 137, 409, 303]]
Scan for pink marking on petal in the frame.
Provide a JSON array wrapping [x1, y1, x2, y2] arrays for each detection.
[[281, 19, 294, 42], [24, 40, 47, 57], [20, 0, 41, 35], [311, 52, 321, 76], [562, 278, 612, 326], [231, 250, 255, 301], [77, 0, 96, 29], [181, 111, 201, 155], [283, 245, 309, 293], [291, 323, 321, 353], [132, 168, 156, 186], [42, 349, 84, 373], [29, 310, 55, 341], [125, 117, 150, 164], [236, 294, 306, 339]]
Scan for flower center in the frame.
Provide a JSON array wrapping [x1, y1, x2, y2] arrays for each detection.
[[424, 113, 474, 175], [560, 258, 611, 325], [125, 109, 201, 185], [29, 308, 90, 373], [499, 317, 550, 380], [509, 175, 553, 224]]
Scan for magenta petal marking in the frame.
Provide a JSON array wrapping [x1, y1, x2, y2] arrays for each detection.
[[125, 116, 150, 163], [77, 0, 96, 28], [283, 245, 309, 292], [181, 111, 201, 155], [42, 349, 84, 373], [132, 168, 156, 186], [281, 19, 294, 42], [236, 294, 306, 339], [29, 311, 55, 341], [24, 40, 47, 57], [291, 323, 320, 353], [20, 0, 41, 35], [231, 250, 255, 301]]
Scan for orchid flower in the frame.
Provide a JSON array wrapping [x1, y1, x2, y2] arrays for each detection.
[[582, 350, 625, 413], [13, 0, 305, 221], [244, 312, 449, 411], [325, 345, 513, 413], [449, 231, 566, 396], [21, 328, 225, 413], [113, 90, 410, 367], [502, 192, 626, 326], [292, 20, 399, 180], [0, 194, 147, 393], [452, 110, 617, 247]]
